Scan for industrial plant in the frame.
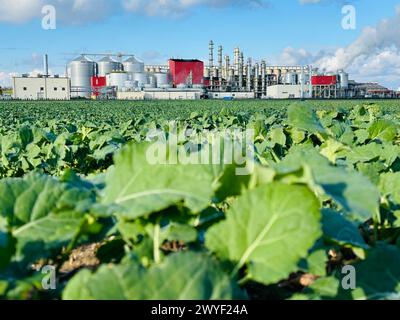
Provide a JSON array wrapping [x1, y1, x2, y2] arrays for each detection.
[[9, 41, 400, 101]]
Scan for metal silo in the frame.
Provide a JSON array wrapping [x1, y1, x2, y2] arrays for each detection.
[[108, 72, 128, 91], [123, 56, 145, 73], [338, 70, 349, 89], [154, 73, 169, 88], [70, 55, 97, 98], [133, 72, 148, 88], [98, 56, 123, 77]]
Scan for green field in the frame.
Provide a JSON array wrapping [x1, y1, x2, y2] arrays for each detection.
[[1, 99, 400, 300]]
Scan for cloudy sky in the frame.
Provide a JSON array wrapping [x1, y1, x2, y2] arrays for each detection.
[[1, 0, 400, 89]]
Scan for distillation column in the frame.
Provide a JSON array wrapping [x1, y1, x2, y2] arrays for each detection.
[[261, 60, 266, 98]]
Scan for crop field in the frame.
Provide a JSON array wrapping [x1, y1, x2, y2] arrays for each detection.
[[0, 99, 400, 300]]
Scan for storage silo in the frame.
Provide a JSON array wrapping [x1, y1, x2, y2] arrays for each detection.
[[98, 56, 123, 77], [69, 55, 97, 98], [108, 72, 128, 91], [123, 56, 145, 73], [154, 73, 169, 88], [338, 70, 349, 89], [133, 72, 148, 88]]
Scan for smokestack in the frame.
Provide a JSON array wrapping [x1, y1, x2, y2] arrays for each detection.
[[43, 54, 49, 77]]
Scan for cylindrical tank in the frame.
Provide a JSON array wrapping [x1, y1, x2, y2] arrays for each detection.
[[133, 72, 148, 87], [69, 55, 97, 98], [154, 73, 169, 87], [177, 84, 187, 89], [98, 56, 123, 77], [108, 72, 128, 91], [123, 56, 145, 73], [338, 70, 349, 89], [285, 72, 297, 85], [124, 80, 136, 90]]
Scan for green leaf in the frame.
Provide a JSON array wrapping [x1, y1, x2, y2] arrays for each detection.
[[0, 229, 16, 270], [322, 209, 368, 249], [63, 252, 246, 300], [350, 245, 400, 300], [103, 143, 217, 219], [160, 223, 198, 244], [368, 120, 397, 142], [13, 211, 85, 263], [287, 104, 327, 137], [379, 172, 400, 204], [206, 183, 321, 285], [280, 150, 380, 222]]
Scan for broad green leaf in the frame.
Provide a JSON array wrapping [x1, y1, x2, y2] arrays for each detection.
[[63, 252, 246, 300], [322, 209, 368, 249], [103, 143, 217, 219], [349, 245, 400, 300], [0, 229, 16, 269], [206, 183, 321, 285], [287, 104, 328, 137], [13, 211, 85, 262], [379, 172, 400, 204], [160, 223, 197, 243], [280, 149, 380, 222], [368, 120, 397, 142]]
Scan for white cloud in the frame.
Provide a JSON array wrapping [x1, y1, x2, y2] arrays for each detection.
[[275, 6, 400, 89], [122, 0, 267, 17], [0, 72, 19, 87]]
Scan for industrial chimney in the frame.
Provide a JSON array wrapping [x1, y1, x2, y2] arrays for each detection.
[[43, 54, 49, 77]]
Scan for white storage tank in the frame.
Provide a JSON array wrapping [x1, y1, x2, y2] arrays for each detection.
[[98, 56, 123, 77], [133, 72, 148, 87], [123, 56, 145, 73], [338, 70, 349, 89], [285, 72, 297, 85], [69, 55, 97, 98], [154, 73, 169, 88], [124, 80, 137, 90], [109, 72, 128, 91]]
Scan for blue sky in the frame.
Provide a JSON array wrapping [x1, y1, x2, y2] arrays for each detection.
[[1, 0, 400, 89]]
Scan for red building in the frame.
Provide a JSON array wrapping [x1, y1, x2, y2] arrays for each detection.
[[91, 76, 106, 96], [168, 59, 204, 87], [311, 75, 337, 86]]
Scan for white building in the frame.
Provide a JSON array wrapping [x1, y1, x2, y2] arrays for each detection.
[[266, 84, 302, 99], [13, 76, 71, 100]]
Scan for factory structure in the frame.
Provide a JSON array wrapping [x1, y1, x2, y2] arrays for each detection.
[[10, 41, 400, 101]]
